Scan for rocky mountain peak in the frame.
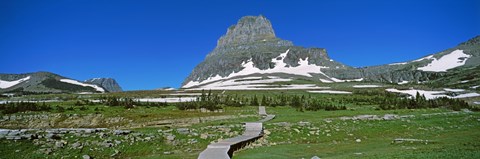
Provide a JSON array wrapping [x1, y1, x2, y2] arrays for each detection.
[[216, 15, 281, 48], [85, 78, 123, 92]]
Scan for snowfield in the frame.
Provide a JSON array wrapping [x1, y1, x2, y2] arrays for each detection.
[[386, 88, 479, 99], [386, 88, 448, 99], [185, 76, 331, 90], [308, 90, 352, 94], [183, 49, 362, 88], [60, 79, 105, 92], [0, 76, 31, 89], [418, 50, 471, 72], [444, 88, 465, 92]]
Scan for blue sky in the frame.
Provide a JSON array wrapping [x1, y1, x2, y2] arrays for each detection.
[[1, 0, 479, 90]]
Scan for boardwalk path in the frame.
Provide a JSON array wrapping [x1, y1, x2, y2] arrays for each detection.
[[198, 106, 275, 159]]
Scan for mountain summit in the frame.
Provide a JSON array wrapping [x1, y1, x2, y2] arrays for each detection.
[[182, 15, 480, 89], [216, 15, 281, 47]]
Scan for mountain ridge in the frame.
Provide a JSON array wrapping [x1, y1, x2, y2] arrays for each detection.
[[0, 71, 123, 94], [182, 15, 480, 89]]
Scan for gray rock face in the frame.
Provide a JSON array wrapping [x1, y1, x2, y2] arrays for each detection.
[[182, 15, 480, 88], [85, 78, 123, 92]]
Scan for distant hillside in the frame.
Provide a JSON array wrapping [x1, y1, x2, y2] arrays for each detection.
[[0, 72, 122, 94]]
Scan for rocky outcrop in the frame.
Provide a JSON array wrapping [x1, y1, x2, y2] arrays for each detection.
[[85, 78, 123, 92]]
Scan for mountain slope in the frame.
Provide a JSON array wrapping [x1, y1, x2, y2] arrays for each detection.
[[182, 15, 479, 90], [0, 72, 122, 94]]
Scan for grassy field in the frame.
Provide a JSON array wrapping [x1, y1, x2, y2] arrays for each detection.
[[235, 107, 480, 159], [1, 88, 479, 158]]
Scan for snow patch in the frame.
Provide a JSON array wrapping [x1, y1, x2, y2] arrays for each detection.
[[320, 78, 334, 83], [136, 97, 197, 103], [386, 88, 448, 100], [418, 50, 471, 72], [0, 76, 31, 89], [398, 81, 409, 85], [353, 85, 382, 88], [60, 79, 105, 92], [330, 77, 363, 82], [183, 49, 361, 88], [386, 88, 479, 99], [413, 55, 434, 62], [308, 90, 352, 94], [471, 85, 480, 89], [460, 80, 469, 83], [452, 93, 480, 99], [444, 88, 465, 92], [389, 62, 408, 65]]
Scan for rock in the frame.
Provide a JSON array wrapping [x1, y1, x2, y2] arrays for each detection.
[[273, 122, 291, 127], [176, 128, 190, 135], [383, 114, 398, 120], [189, 139, 198, 144], [114, 130, 131, 135], [166, 135, 175, 141], [82, 155, 91, 159], [71, 142, 82, 149], [47, 133, 62, 140], [311, 156, 321, 159], [145, 137, 152, 141], [298, 121, 311, 126], [293, 128, 300, 133], [356, 139, 362, 143], [102, 141, 113, 147], [200, 133, 209, 139], [43, 148, 53, 155], [264, 129, 271, 135], [54, 140, 67, 149], [111, 150, 120, 157], [163, 151, 172, 155]]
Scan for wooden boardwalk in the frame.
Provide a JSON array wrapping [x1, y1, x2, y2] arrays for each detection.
[[198, 106, 275, 159]]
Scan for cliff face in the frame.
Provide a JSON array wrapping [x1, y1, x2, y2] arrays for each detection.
[[85, 78, 123, 92]]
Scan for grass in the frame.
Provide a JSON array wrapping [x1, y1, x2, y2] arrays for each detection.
[[235, 106, 480, 159]]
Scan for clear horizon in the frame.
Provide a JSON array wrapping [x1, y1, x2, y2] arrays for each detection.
[[1, 0, 479, 90]]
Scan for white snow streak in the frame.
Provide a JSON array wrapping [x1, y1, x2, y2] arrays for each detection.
[[353, 85, 382, 88], [444, 88, 465, 92], [60, 79, 105, 92], [452, 93, 480, 99], [418, 50, 471, 72], [398, 81, 409, 85], [0, 76, 30, 89]]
